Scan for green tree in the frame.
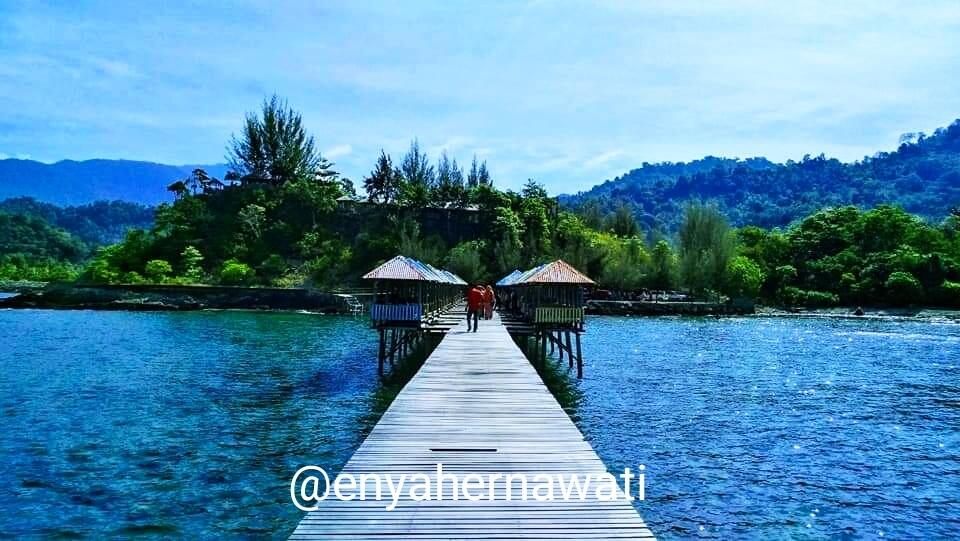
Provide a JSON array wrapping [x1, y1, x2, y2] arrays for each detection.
[[519, 180, 552, 265], [299, 238, 352, 288], [227, 95, 320, 185], [237, 204, 267, 241], [220, 259, 255, 285], [678, 203, 735, 297], [446, 241, 489, 284], [433, 151, 466, 206], [467, 155, 480, 188], [553, 212, 604, 275], [600, 237, 649, 291], [578, 200, 606, 231], [398, 140, 435, 206], [605, 203, 640, 237], [278, 173, 344, 228], [648, 240, 678, 290], [364, 150, 402, 204], [724, 256, 764, 299], [180, 246, 204, 283], [885, 271, 922, 305], [938, 280, 960, 307], [491, 207, 524, 276], [144, 259, 173, 282], [393, 217, 443, 265], [858, 205, 920, 254], [478, 161, 491, 186]]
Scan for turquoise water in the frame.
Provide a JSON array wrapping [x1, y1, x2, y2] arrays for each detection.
[[2, 310, 959, 539], [570, 316, 960, 539], [0, 310, 399, 539]]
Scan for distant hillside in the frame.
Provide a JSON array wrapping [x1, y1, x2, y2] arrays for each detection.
[[561, 119, 960, 231], [0, 159, 229, 205], [0, 197, 154, 245]]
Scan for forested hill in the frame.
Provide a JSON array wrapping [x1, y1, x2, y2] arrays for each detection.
[[0, 197, 157, 281], [0, 197, 154, 245], [560, 119, 960, 231], [0, 159, 228, 205]]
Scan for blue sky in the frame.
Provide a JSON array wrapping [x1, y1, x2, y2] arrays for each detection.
[[1, 1, 958, 194]]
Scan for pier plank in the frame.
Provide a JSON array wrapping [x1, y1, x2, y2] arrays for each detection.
[[289, 314, 654, 540]]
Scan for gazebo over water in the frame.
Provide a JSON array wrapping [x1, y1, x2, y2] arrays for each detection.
[[364, 255, 466, 324], [496, 259, 595, 377], [496, 259, 595, 326], [363, 255, 467, 375]]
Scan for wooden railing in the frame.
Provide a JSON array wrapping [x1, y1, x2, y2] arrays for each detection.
[[533, 306, 584, 324], [371, 303, 423, 322]]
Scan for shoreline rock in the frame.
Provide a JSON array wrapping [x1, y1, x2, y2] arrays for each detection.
[[585, 299, 754, 316], [0, 282, 350, 313]]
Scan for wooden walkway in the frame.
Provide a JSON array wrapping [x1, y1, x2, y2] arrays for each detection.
[[289, 314, 654, 540]]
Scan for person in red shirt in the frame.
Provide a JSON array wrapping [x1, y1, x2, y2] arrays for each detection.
[[466, 285, 484, 332]]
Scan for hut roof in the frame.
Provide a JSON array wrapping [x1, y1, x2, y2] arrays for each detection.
[[363, 255, 466, 284], [500, 260, 595, 286], [496, 269, 523, 286]]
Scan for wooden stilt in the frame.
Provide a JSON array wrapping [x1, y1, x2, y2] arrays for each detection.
[[389, 329, 396, 366], [377, 328, 386, 376], [540, 331, 547, 368], [566, 331, 573, 368], [575, 331, 583, 379], [557, 331, 564, 362]]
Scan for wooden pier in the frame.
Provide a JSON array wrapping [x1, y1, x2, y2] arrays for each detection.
[[289, 313, 654, 540]]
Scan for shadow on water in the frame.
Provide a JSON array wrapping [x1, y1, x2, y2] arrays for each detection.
[[512, 335, 584, 420], [356, 332, 443, 437]]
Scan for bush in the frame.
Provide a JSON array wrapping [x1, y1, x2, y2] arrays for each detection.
[[271, 270, 308, 288], [885, 271, 922, 305], [85, 259, 117, 283], [778, 286, 840, 308], [144, 259, 173, 282], [934, 280, 960, 307], [220, 259, 255, 285], [180, 246, 204, 283], [724, 256, 764, 299], [121, 271, 145, 284], [446, 241, 488, 285], [259, 254, 288, 282]]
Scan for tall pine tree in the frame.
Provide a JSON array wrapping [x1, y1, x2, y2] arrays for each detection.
[[363, 150, 401, 203]]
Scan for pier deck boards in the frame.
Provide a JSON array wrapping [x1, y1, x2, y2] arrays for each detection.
[[289, 314, 653, 540]]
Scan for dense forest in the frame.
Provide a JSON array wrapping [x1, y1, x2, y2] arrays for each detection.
[[0, 198, 154, 281], [2, 97, 959, 308], [562, 120, 960, 231]]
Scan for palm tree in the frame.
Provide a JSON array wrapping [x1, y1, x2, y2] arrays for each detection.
[[167, 180, 188, 199]]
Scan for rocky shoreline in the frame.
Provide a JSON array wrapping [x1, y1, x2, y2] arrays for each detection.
[[0, 283, 350, 312], [583, 299, 960, 320], [754, 305, 960, 321], [4, 284, 957, 321], [585, 299, 755, 316]]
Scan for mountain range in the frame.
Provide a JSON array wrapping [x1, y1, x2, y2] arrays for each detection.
[[1, 119, 959, 231], [560, 119, 960, 230], [0, 159, 228, 206]]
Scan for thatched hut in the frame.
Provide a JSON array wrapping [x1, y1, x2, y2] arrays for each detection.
[[364, 255, 466, 326], [497, 259, 594, 327], [496, 260, 595, 377]]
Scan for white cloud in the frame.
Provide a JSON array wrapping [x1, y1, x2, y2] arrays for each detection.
[[323, 144, 353, 160], [427, 136, 474, 157], [1, 0, 958, 189], [584, 150, 625, 170]]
